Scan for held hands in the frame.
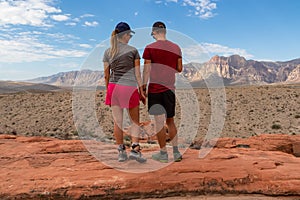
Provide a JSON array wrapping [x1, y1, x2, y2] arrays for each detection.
[[139, 86, 147, 105]]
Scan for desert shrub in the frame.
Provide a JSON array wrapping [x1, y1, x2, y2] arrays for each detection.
[[271, 124, 281, 130]]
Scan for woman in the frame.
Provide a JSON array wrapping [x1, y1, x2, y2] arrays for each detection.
[[103, 22, 146, 163]]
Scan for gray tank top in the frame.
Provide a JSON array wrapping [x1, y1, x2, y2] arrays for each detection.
[[103, 42, 140, 86]]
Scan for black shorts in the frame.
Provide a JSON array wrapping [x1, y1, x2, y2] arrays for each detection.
[[148, 90, 175, 118]]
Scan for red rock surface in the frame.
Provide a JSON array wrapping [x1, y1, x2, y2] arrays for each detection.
[[0, 134, 300, 199]]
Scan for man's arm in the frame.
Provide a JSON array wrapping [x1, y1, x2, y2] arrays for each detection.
[[143, 59, 151, 91], [134, 59, 146, 105], [104, 62, 110, 89], [134, 59, 143, 88], [177, 58, 183, 73]]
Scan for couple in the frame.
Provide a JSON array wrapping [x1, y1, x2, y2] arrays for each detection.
[[103, 21, 183, 163]]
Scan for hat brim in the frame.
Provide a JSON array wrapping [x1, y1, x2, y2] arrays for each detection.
[[130, 30, 135, 34]]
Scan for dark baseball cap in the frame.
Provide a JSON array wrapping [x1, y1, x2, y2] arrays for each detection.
[[115, 22, 135, 34], [152, 21, 166, 32]]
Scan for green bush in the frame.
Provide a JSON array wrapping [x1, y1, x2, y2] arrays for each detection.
[[271, 124, 281, 130]]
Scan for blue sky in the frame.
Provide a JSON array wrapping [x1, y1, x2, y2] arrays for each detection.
[[0, 0, 299, 80]]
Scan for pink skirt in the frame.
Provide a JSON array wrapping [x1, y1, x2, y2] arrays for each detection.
[[105, 83, 140, 108]]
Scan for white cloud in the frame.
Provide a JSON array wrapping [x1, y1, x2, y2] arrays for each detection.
[[79, 44, 92, 49], [182, 43, 254, 63], [66, 14, 99, 27], [0, 0, 62, 27], [56, 62, 80, 69], [45, 33, 80, 41], [96, 43, 108, 48], [198, 11, 214, 19], [0, 32, 88, 63], [73, 18, 81, 22], [51, 14, 70, 22], [80, 14, 95, 18], [134, 12, 139, 16], [183, 0, 217, 19], [70, 15, 99, 27], [83, 21, 99, 27], [201, 43, 254, 58], [66, 22, 77, 26], [157, 0, 217, 19]]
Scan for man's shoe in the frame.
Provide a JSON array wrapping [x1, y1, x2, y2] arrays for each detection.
[[118, 146, 128, 162], [152, 151, 168, 163], [173, 152, 182, 162], [129, 150, 147, 163]]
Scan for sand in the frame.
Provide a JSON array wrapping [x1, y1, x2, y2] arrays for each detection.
[[0, 84, 299, 140]]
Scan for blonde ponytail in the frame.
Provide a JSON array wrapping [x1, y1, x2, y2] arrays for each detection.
[[109, 30, 119, 59]]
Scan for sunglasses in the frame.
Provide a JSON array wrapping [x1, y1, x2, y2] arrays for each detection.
[[151, 31, 156, 39], [127, 33, 133, 38]]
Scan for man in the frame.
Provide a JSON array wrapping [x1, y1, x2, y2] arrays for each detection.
[[142, 21, 183, 163]]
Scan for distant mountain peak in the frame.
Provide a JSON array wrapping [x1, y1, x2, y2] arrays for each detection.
[[26, 55, 300, 87], [27, 70, 105, 87], [186, 55, 300, 86], [209, 54, 247, 65]]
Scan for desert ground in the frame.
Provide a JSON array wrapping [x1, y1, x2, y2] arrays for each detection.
[[1, 84, 300, 199], [0, 84, 299, 141]]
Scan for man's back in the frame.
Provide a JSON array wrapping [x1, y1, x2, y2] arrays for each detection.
[[143, 40, 182, 93]]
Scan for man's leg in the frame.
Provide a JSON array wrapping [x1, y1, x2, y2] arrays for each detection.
[[148, 92, 168, 162], [154, 114, 167, 150], [151, 114, 168, 163], [166, 117, 177, 146], [166, 117, 182, 162]]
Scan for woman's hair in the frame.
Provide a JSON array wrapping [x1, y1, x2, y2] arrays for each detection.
[[109, 30, 119, 59]]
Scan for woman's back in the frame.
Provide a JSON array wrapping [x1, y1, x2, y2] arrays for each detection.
[[103, 42, 140, 86]]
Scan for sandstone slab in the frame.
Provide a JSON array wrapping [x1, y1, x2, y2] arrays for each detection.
[[0, 134, 300, 199]]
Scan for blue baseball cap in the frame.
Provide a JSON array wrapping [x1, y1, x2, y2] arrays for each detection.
[[115, 22, 135, 34]]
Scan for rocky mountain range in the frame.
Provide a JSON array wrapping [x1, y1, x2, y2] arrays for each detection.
[[27, 70, 105, 87], [183, 55, 300, 86], [27, 55, 300, 87], [0, 81, 63, 94]]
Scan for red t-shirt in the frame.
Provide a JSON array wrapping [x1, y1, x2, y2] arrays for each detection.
[[142, 40, 182, 93]]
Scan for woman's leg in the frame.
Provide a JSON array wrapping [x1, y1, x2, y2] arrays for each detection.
[[127, 105, 147, 163], [111, 105, 123, 145], [128, 105, 140, 145], [112, 105, 129, 162]]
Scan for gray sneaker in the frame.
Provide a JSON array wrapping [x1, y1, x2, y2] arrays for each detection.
[[118, 146, 128, 162], [173, 152, 182, 162], [152, 151, 168, 163], [129, 150, 147, 163]]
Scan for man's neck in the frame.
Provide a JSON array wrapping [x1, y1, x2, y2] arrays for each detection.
[[156, 35, 167, 41]]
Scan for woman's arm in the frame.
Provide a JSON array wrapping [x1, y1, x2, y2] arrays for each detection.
[[104, 62, 110, 89]]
